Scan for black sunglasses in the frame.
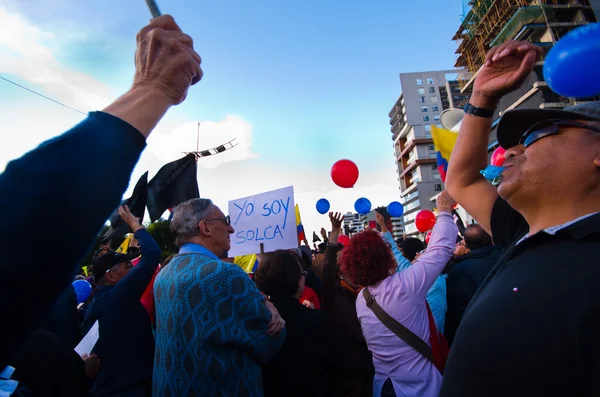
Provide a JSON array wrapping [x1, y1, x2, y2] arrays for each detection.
[[519, 119, 600, 148], [204, 215, 231, 226]]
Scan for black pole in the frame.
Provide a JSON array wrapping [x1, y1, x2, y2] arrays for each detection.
[[145, 0, 162, 18]]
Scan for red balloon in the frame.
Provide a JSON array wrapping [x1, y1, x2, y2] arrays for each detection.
[[415, 210, 436, 233], [331, 159, 359, 188], [490, 147, 506, 167], [338, 235, 351, 247], [425, 231, 432, 245]]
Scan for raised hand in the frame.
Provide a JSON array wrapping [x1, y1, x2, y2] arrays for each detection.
[[133, 15, 203, 105], [436, 191, 456, 214], [375, 211, 388, 233], [472, 41, 543, 108], [118, 205, 143, 232], [328, 212, 343, 243]]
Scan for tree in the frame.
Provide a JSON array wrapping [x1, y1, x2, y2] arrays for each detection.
[[146, 220, 177, 261]]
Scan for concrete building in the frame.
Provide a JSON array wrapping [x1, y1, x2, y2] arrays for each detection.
[[389, 70, 469, 236], [454, 0, 599, 151], [343, 211, 404, 239]]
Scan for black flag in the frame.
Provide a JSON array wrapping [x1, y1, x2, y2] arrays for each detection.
[[103, 172, 149, 240], [147, 154, 199, 222]]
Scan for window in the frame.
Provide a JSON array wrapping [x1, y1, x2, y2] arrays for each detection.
[[423, 115, 430, 122], [428, 144, 435, 151], [432, 105, 439, 112], [436, 123, 443, 129], [431, 164, 437, 170], [429, 87, 436, 94], [420, 97, 426, 103], [430, 96, 438, 102], [418, 88, 425, 95], [434, 114, 440, 121], [424, 124, 431, 132], [416, 79, 424, 85], [434, 184, 443, 192], [433, 172, 442, 181], [427, 78, 435, 84], [421, 106, 428, 113]]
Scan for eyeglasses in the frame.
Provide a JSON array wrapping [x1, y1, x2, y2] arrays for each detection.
[[519, 119, 600, 148], [204, 215, 231, 226]]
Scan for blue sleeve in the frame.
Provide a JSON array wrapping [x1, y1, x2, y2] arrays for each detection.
[[0, 111, 146, 365], [381, 231, 411, 273], [107, 229, 161, 304]]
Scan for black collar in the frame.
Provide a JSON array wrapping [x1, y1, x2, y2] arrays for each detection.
[[553, 212, 600, 240]]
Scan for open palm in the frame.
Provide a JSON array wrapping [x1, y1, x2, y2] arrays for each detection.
[[473, 41, 542, 102]]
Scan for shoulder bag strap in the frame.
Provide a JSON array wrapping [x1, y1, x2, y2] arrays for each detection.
[[363, 288, 434, 363]]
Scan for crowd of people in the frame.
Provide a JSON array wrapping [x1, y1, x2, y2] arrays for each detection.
[[1, 14, 600, 397]]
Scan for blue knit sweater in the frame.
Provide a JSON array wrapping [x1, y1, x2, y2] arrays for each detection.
[[153, 250, 286, 396]]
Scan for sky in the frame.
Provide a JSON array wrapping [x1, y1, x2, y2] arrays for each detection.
[[0, 0, 465, 238]]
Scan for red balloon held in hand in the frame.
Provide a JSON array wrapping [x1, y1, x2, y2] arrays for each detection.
[[425, 231, 432, 245], [331, 159, 359, 188], [415, 210, 436, 233], [490, 147, 506, 167], [338, 235, 351, 247]]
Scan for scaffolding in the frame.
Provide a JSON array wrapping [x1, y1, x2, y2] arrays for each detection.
[[454, 0, 595, 84]]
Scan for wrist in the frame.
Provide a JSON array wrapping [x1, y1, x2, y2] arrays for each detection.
[[130, 224, 144, 233], [103, 86, 172, 138], [469, 92, 498, 110]]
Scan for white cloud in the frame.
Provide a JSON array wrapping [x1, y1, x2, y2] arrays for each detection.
[[148, 115, 259, 169], [0, 7, 113, 111]]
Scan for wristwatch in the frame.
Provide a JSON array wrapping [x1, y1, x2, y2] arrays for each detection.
[[464, 103, 495, 118]]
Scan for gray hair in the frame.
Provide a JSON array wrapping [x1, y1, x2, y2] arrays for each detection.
[[170, 198, 214, 247]]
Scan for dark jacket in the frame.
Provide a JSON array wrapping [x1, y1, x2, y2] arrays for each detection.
[[322, 244, 373, 397], [444, 245, 504, 346], [83, 229, 160, 396], [42, 285, 81, 349], [262, 296, 332, 397], [0, 111, 146, 366]]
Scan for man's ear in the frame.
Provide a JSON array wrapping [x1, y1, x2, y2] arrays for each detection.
[[594, 153, 600, 169], [198, 220, 211, 237]]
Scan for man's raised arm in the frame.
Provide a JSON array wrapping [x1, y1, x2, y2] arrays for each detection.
[[445, 41, 542, 234]]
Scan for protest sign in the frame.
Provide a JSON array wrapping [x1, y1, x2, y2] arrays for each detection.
[[228, 186, 297, 257]]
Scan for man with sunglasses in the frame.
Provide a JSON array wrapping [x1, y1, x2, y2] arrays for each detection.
[[83, 205, 161, 397], [153, 198, 286, 397], [442, 40, 600, 396]]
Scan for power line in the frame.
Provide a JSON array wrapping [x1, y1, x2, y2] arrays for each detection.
[[0, 75, 87, 116]]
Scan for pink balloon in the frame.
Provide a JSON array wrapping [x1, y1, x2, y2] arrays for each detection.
[[490, 147, 506, 167], [331, 159, 359, 188]]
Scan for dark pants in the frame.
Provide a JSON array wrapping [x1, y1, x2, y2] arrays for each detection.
[[381, 378, 396, 397]]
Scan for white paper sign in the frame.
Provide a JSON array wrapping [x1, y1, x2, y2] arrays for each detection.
[[75, 320, 99, 356], [228, 186, 297, 257]]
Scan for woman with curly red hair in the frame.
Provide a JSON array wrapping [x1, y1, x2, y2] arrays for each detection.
[[341, 191, 458, 397]]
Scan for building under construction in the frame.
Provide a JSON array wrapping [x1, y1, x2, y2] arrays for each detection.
[[454, 0, 599, 123]]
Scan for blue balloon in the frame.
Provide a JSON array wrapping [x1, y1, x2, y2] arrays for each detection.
[[72, 280, 92, 304], [316, 198, 331, 214], [544, 23, 600, 98], [354, 197, 372, 215], [387, 201, 404, 217]]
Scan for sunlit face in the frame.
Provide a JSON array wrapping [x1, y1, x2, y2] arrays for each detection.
[[498, 123, 600, 205], [202, 205, 235, 257]]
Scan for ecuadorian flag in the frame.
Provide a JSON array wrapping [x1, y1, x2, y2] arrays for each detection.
[[431, 125, 458, 183], [295, 204, 306, 244]]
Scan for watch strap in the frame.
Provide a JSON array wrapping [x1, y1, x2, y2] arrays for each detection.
[[464, 103, 494, 118]]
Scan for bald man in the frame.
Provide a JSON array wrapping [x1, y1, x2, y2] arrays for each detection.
[[444, 225, 503, 346]]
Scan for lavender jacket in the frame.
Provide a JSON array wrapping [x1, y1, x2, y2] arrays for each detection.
[[356, 212, 457, 397]]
